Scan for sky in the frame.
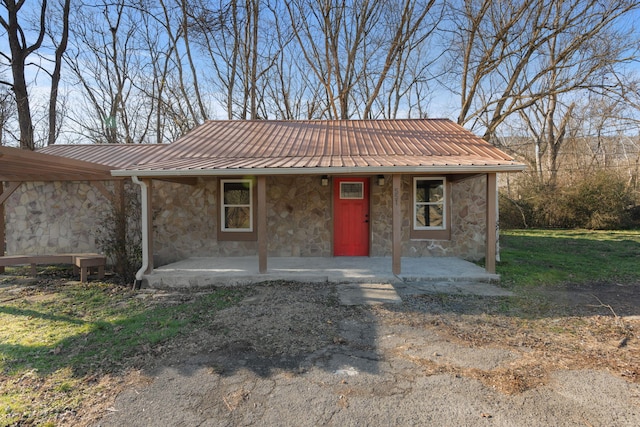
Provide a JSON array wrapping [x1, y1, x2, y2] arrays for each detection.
[[1, 1, 639, 146]]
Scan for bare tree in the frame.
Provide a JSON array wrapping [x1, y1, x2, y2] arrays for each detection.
[[46, 0, 70, 146], [0, 0, 45, 149], [0, 0, 70, 149], [284, 0, 440, 119], [286, 0, 382, 119], [156, 0, 211, 125], [446, 0, 639, 142], [66, 1, 140, 143], [179, 0, 208, 121], [188, 0, 283, 120], [0, 85, 16, 146], [517, 94, 575, 186], [187, 0, 239, 119], [141, 0, 206, 139]]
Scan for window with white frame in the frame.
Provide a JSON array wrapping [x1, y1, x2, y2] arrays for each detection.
[[221, 179, 253, 232], [413, 177, 446, 230]]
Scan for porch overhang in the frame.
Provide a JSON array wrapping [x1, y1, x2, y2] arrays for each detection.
[[127, 171, 505, 288], [111, 163, 525, 178]]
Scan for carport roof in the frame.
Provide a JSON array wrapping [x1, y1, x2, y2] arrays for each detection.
[[0, 144, 168, 182], [0, 145, 115, 181]]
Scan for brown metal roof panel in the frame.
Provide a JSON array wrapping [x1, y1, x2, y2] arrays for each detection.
[[294, 125, 312, 157], [169, 122, 220, 157], [261, 122, 290, 157], [271, 123, 293, 156], [38, 144, 169, 168], [368, 121, 394, 156], [129, 157, 198, 170], [0, 145, 116, 181], [112, 119, 521, 172], [299, 124, 324, 158]]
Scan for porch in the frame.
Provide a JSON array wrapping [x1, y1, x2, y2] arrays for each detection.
[[142, 256, 499, 289]]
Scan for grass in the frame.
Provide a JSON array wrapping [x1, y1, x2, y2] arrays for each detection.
[[0, 275, 245, 426], [499, 229, 640, 287]]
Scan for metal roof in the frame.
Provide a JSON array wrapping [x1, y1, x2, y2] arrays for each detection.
[[39, 143, 169, 169], [112, 119, 525, 176], [0, 146, 115, 181], [1, 120, 525, 182]]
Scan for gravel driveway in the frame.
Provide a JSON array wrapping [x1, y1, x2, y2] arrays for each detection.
[[93, 281, 640, 427]]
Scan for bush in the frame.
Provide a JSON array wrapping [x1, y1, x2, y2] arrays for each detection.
[[499, 192, 533, 229], [500, 171, 635, 229], [95, 185, 142, 284]]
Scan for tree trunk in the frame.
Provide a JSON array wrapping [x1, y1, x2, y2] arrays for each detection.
[[1, 0, 47, 150], [47, 0, 71, 146]]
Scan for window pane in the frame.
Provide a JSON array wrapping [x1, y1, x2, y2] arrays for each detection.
[[225, 206, 251, 229], [340, 182, 363, 199], [415, 204, 444, 228], [414, 178, 446, 230], [428, 205, 443, 227], [224, 182, 250, 204], [416, 180, 444, 203], [428, 183, 443, 202], [416, 181, 428, 203], [416, 180, 443, 203], [415, 205, 427, 227]]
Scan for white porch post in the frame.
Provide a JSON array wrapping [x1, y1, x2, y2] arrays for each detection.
[[485, 173, 497, 274], [392, 174, 402, 275]]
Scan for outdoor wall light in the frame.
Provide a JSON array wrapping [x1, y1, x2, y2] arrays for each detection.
[[377, 175, 385, 186], [321, 175, 329, 186]]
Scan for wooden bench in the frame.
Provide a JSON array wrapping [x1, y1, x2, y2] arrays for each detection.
[[0, 253, 107, 282], [73, 256, 106, 283]]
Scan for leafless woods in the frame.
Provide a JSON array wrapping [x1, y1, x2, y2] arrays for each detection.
[[1, 0, 639, 187]]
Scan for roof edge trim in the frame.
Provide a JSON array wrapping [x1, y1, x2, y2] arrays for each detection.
[[112, 164, 526, 177]]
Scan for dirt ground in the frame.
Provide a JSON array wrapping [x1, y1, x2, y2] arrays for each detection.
[[65, 279, 639, 427]]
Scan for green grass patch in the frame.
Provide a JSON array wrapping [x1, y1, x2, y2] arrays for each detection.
[[0, 281, 245, 425], [499, 229, 640, 287]]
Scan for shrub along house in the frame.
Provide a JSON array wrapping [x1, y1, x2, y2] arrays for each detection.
[[1, 119, 524, 285]]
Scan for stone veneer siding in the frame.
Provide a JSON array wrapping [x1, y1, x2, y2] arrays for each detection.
[[152, 176, 333, 265], [4, 174, 489, 265], [152, 174, 488, 264], [4, 181, 117, 255], [371, 174, 487, 260]]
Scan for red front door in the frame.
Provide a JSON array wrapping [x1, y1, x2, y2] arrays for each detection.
[[333, 178, 370, 256]]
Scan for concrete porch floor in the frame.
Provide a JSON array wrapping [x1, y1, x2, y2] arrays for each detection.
[[143, 257, 500, 289]]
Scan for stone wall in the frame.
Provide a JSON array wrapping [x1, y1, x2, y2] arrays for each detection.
[[4, 181, 115, 255], [152, 176, 333, 265], [450, 175, 489, 260], [152, 179, 220, 265], [370, 174, 487, 260], [152, 174, 488, 263], [4, 174, 489, 264], [400, 175, 488, 260], [266, 175, 332, 257]]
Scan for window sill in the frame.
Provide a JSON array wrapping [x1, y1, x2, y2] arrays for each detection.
[[409, 229, 451, 240], [217, 230, 257, 241]]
